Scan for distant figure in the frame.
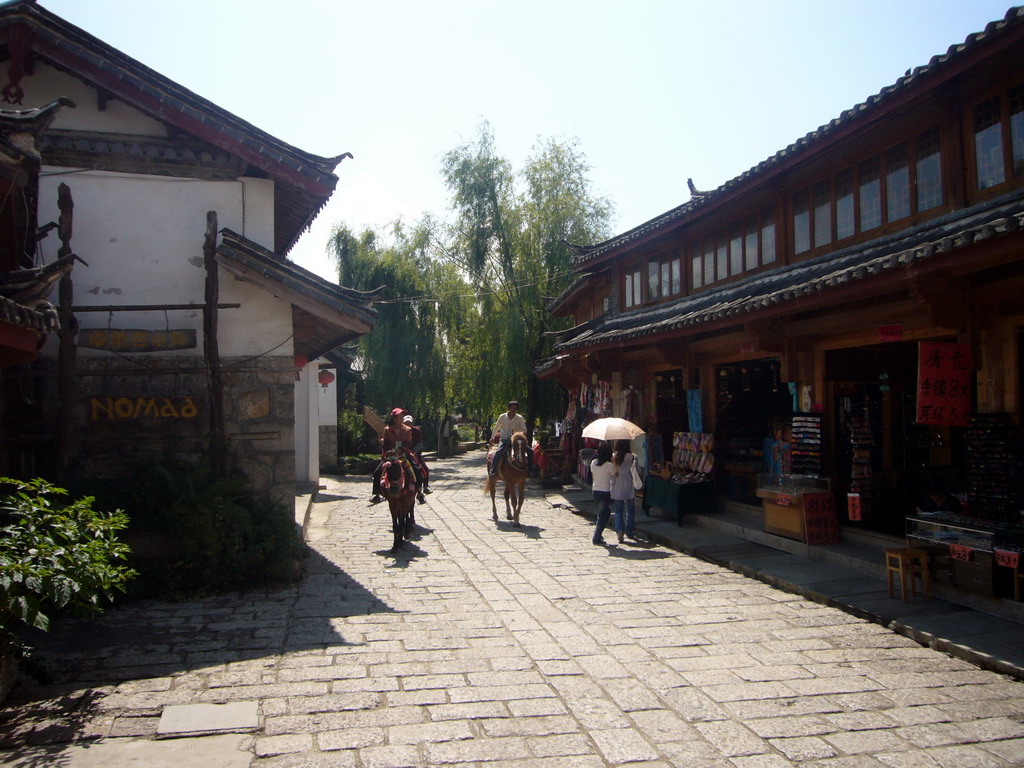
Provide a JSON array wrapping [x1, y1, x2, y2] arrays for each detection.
[[611, 439, 638, 543], [590, 442, 616, 546]]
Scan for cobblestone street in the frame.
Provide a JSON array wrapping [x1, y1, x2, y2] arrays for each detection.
[[2, 451, 1024, 767]]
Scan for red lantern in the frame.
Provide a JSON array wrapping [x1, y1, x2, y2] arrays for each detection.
[[318, 370, 336, 389]]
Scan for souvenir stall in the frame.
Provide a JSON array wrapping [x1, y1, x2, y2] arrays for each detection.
[[644, 431, 717, 525]]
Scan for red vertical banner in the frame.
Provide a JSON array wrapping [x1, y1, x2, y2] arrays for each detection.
[[803, 492, 840, 545], [917, 342, 971, 427], [847, 493, 862, 521]]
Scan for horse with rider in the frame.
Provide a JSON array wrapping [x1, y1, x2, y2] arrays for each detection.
[[371, 407, 430, 551], [485, 400, 532, 526]]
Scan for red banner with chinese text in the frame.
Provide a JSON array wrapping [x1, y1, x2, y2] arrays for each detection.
[[917, 342, 971, 427]]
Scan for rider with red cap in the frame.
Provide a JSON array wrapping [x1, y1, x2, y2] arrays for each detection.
[[371, 408, 428, 504]]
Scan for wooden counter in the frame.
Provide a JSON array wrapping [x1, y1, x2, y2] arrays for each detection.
[[756, 488, 839, 544]]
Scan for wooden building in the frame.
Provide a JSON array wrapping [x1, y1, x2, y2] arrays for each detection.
[[539, 6, 1024, 594]]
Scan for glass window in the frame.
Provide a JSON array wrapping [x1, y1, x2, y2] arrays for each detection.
[[729, 228, 743, 275], [761, 213, 776, 264], [660, 261, 670, 297], [744, 220, 758, 271], [836, 169, 855, 240], [703, 245, 714, 285], [1011, 84, 1024, 179], [915, 127, 943, 212], [859, 158, 881, 231], [793, 190, 810, 254], [886, 143, 910, 221], [813, 181, 832, 248], [671, 258, 681, 295], [974, 96, 1005, 189], [648, 261, 659, 300], [691, 254, 702, 290], [624, 272, 634, 308], [716, 239, 728, 280]]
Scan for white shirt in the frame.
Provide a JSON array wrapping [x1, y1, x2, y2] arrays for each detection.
[[590, 458, 617, 493], [493, 412, 527, 441]]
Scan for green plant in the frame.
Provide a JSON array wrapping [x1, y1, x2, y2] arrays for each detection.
[[139, 462, 302, 598], [0, 477, 136, 657]]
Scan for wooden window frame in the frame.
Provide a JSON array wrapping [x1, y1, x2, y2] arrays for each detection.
[[968, 81, 1024, 197]]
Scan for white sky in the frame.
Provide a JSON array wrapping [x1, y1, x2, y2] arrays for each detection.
[[45, 0, 1015, 281]]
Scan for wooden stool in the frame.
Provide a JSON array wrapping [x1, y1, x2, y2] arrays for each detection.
[[885, 547, 930, 602]]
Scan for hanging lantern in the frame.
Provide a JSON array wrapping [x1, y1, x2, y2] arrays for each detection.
[[318, 370, 336, 389], [293, 353, 308, 381]]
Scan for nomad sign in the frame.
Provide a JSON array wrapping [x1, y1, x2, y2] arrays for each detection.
[[78, 328, 197, 352], [89, 396, 199, 421]]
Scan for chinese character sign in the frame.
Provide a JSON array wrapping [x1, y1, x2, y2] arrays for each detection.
[[916, 342, 971, 427]]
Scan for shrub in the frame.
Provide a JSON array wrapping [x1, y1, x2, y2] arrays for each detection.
[[128, 462, 302, 598], [0, 477, 136, 658]]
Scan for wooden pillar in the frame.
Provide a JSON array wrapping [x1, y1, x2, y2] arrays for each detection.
[[203, 211, 227, 477], [54, 183, 75, 482]]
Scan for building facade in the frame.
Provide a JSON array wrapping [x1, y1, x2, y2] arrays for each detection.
[[0, 1, 376, 506], [539, 7, 1024, 599]]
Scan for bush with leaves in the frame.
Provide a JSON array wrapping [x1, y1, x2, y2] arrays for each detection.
[[136, 462, 302, 598], [0, 477, 136, 658]]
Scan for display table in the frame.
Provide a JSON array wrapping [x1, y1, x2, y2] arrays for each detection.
[[643, 476, 716, 526], [906, 514, 1024, 598], [757, 488, 839, 544]]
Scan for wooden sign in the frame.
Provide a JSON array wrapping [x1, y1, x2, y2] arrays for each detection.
[[916, 341, 971, 426], [803, 492, 840, 545], [78, 328, 197, 352], [878, 324, 903, 342], [994, 549, 1020, 569], [362, 406, 385, 436], [949, 543, 972, 562], [847, 493, 862, 521]]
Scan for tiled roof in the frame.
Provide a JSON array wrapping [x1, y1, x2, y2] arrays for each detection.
[[554, 189, 1024, 354], [215, 229, 379, 360], [571, 5, 1024, 268], [0, 1, 350, 255]]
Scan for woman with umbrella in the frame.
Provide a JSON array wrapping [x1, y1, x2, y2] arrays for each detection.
[[611, 440, 639, 543], [582, 417, 645, 545]]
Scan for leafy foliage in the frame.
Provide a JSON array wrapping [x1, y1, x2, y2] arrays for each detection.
[[0, 477, 136, 657], [330, 123, 613, 432], [130, 462, 302, 598]]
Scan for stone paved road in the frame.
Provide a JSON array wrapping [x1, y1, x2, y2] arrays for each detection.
[[2, 452, 1024, 767]]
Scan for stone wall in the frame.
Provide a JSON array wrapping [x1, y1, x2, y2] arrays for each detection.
[[50, 355, 296, 508]]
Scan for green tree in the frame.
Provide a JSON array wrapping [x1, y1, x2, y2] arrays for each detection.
[[328, 220, 444, 421], [328, 123, 612, 438], [441, 123, 613, 431]]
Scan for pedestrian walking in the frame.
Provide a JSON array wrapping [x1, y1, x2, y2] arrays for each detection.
[[611, 439, 638, 543], [590, 442, 616, 545]]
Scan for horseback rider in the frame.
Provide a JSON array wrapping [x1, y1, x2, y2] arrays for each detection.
[[371, 408, 420, 504], [488, 400, 531, 477], [403, 413, 430, 501]]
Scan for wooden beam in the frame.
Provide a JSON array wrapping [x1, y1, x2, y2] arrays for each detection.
[[911, 279, 969, 333]]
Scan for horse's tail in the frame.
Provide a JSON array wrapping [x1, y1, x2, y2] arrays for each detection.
[[483, 475, 495, 495]]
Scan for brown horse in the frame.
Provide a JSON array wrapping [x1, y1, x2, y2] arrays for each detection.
[[484, 431, 530, 526], [381, 448, 415, 552]]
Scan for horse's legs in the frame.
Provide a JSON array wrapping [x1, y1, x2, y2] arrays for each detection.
[[504, 486, 513, 520], [513, 482, 524, 527], [404, 499, 414, 539], [390, 507, 403, 552]]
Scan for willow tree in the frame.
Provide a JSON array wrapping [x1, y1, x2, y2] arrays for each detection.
[[327, 220, 444, 420], [441, 123, 613, 434]]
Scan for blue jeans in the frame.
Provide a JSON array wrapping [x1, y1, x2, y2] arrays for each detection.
[[614, 497, 635, 538], [592, 490, 612, 543]]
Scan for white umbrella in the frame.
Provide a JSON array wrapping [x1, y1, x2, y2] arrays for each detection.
[[581, 417, 646, 442]]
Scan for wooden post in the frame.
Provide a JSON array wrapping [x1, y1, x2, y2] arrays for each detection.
[[54, 183, 76, 482], [203, 211, 227, 477]]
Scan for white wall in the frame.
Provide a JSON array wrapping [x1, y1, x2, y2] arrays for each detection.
[[37, 170, 288, 359], [294, 362, 318, 483], [318, 367, 338, 427]]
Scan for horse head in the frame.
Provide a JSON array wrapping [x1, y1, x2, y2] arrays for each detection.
[[506, 431, 530, 471], [382, 449, 413, 499]]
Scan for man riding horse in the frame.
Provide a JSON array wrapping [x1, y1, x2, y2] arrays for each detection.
[[488, 400, 532, 478]]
